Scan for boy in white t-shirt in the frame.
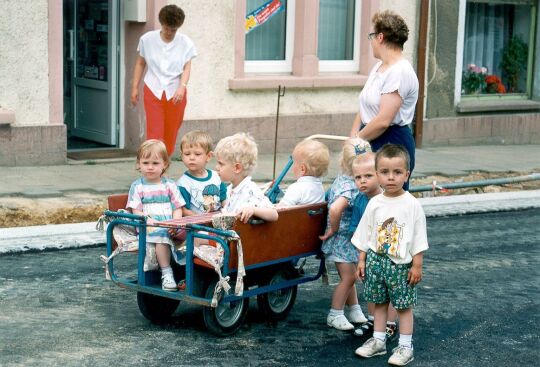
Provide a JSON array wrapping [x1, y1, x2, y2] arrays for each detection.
[[214, 133, 278, 223], [352, 144, 428, 366], [176, 131, 227, 215], [277, 139, 330, 207]]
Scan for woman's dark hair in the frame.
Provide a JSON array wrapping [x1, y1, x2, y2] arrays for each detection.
[[372, 10, 409, 50], [158, 5, 185, 28]]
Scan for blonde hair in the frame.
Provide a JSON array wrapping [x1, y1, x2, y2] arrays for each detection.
[[214, 132, 258, 175], [352, 152, 376, 172], [293, 139, 330, 177], [340, 138, 372, 176], [136, 139, 170, 175], [180, 130, 213, 153]]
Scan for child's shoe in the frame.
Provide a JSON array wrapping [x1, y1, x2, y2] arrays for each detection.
[[386, 322, 398, 342], [388, 345, 414, 366], [161, 272, 178, 292], [327, 313, 354, 331], [355, 337, 387, 358], [354, 319, 374, 337], [345, 306, 368, 324]]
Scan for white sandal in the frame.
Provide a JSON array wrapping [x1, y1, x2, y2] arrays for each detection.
[[327, 314, 354, 330]]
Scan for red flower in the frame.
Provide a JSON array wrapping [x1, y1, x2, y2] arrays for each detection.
[[485, 74, 506, 94]]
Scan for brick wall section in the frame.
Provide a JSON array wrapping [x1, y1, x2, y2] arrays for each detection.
[[423, 113, 540, 146], [0, 124, 67, 166]]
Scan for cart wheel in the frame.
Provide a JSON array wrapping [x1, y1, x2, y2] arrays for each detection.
[[202, 280, 249, 336], [257, 267, 298, 321], [137, 292, 180, 324]]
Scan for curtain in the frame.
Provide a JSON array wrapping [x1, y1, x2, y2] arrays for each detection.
[[318, 0, 355, 60]]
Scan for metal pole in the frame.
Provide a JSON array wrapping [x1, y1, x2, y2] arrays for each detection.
[[273, 85, 286, 180], [409, 173, 540, 193]]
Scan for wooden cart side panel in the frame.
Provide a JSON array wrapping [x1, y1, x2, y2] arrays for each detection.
[[228, 203, 327, 268], [108, 194, 128, 212]]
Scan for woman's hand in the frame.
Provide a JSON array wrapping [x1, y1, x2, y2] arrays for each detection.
[[131, 88, 139, 106], [173, 85, 186, 104], [319, 227, 335, 241]]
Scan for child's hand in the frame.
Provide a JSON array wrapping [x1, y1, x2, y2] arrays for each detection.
[[237, 207, 255, 223], [356, 260, 365, 280], [407, 264, 423, 286], [145, 217, 156, 225], [319, 228, 335, 241]]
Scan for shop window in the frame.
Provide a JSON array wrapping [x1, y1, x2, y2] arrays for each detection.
[[461, 0, 536, 97], [318, 0, 359, 72]]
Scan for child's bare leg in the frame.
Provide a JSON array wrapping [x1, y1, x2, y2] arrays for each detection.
[[396, 308, 413, 335], [155, 243, 171, 268], [368, 302, 397, 321], [331, 262, 356, 309], [373, 303, 389, 334]]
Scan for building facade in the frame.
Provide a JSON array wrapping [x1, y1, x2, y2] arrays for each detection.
[[0, 0, 537, 166]]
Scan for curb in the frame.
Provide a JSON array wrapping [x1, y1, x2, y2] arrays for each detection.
[[1, 190, 540, 255]]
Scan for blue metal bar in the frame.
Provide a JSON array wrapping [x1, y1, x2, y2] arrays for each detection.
[[243, 252, 318, 272], [409, 173, 540, 193], [104, 210, 146, 221], [266, 157, 293, 203]]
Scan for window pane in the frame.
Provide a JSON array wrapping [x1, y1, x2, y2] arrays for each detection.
[[245, 0, 288, 61], [318, 0, 355, 60], [462, 2, 532, 95]]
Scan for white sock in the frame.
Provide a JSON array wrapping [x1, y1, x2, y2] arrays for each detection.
[[373, 331, 386, 342], [398, 334, 413, 349], [348, 304, 362, 312], [368, 315, 375, 321], [387, 321, 396, 326], [161, 266, 173, 275], [329, 308, 344, 317]]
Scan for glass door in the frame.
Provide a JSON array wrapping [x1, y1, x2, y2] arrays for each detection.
[[70, 0, 118, 145]]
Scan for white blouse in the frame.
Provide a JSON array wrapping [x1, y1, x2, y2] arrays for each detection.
[[358, 59, 418, 127], [137, 30, 197, 101]]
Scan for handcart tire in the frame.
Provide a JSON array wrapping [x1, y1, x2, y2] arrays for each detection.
[[257, 267, 298, 321], [202, 279, 249, 336], [137, 292, 180, 324]]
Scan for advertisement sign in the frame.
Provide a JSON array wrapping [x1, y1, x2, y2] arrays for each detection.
[[245, 0, 284, 34]]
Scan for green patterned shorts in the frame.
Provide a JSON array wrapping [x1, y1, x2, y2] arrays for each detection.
[[363, 250, 417, 310]]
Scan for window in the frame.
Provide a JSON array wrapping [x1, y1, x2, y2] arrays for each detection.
[[244, 0, 294, 73], [318, 0, 360, 72], [231, 0, 376, 89], [460, 0, 536, 97]]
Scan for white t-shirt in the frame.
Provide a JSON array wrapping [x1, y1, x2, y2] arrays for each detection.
[[137, 30, 197, 101], [351, 192, 428, 264], [358, 59, 418, 127], [279, 176, 325, 207], [176, 170, 227, 214], [223, 176, 273, 214]]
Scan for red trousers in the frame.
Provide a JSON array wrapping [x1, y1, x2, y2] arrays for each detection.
[[143, 84, 187, 156]]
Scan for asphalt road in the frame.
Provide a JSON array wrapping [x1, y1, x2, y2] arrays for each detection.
[[1, 209, 539, 366]]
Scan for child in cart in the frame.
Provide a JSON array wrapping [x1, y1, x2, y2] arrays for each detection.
[[214, 132, 278, 223], [176, 130, 227, 215], [349, 153, 399, 340], [126, 139, 185, 291], [320, 138, 370, 331], [277, 139, 330, 207]]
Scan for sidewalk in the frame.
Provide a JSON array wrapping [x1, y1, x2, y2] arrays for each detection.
[[1, 144, 540, 254], [1, 144, 539, 198]]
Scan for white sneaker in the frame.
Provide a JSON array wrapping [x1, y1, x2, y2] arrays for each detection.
[[355, 337, 387, 358], [327, 313, 354, 331], [346, 307, 368, 324], [388, 345, 414, 366], [161, 272, 178, 292]]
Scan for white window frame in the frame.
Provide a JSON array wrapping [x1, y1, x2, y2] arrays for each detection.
[[454, 0, 467, 105], [244, 0, 296, 74], [319, 0, 361, 73]]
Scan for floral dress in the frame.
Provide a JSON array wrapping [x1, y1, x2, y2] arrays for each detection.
[[321, 174, 359, 263]]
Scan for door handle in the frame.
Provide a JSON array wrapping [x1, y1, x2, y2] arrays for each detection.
[[68, 29, 74, 61]]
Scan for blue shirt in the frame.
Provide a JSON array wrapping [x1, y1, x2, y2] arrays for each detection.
[[349, 193, 370, 232]]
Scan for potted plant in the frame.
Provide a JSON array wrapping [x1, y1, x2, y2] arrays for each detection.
[[500, 36, 528, 93], [462, 64, 487, 94]]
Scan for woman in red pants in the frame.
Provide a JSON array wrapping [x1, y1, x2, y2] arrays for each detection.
[[131, 4, 197, 156]]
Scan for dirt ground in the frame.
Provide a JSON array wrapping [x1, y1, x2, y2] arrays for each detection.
[[1, 170, 539, 228]]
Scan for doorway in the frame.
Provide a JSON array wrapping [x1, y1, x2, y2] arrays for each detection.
[[63, 0, 120, 151]]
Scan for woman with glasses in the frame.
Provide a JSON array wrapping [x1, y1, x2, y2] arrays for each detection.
[[131, 5, 197, 156], [350, 10, 418, 191]]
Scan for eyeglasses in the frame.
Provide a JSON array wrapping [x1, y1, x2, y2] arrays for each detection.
[[368, 32, 378, 40]]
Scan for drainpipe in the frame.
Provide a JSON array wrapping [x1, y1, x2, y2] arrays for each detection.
[[415, 0, 430, 148]]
